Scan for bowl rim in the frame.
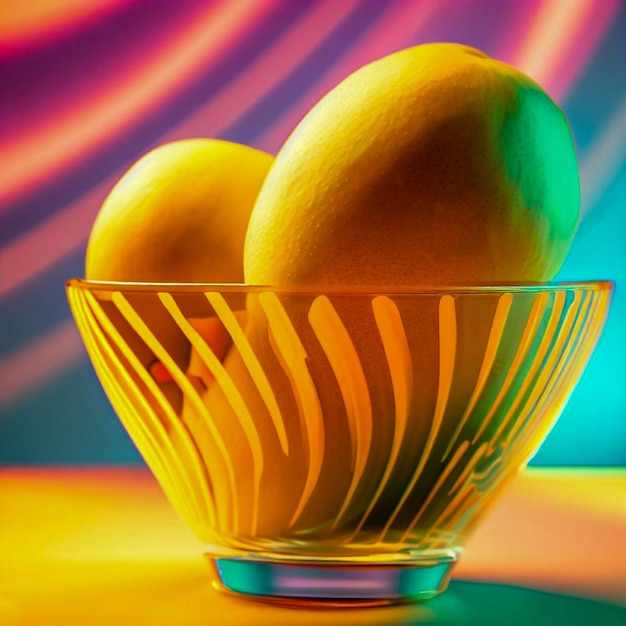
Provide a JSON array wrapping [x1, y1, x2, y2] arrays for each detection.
[[66, 278, 614, 296]]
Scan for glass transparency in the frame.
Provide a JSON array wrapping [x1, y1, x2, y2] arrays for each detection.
[[66, 280, 611, 601]]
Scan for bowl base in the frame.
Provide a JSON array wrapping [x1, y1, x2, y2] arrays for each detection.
[[208, 552, 457, 606]]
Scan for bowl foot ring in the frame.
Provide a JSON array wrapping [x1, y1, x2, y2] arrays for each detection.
[[210, 554, 456, 606]]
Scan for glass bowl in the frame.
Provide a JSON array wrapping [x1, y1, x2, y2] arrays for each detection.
[[66, 279, 612, 605]]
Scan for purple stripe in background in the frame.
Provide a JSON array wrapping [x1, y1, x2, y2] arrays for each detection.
[[0, 1, 308, 243], [404, 0, 518, 55], [490, 0, 543, 64], [157, 0, 364, 149], [222, 0, 391, 147], [255, 0, 442, 154], [1, 1, 212, 140]]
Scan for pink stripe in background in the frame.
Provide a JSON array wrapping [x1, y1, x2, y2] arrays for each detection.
[[163, 0, 360, 141], [512, 0, 619, 102], [490, 0, 543, 65], [0, 0, 274, 206], [0, 320, 85, 408], [0, 178, 114, 296], [256, 0, 442, 154]]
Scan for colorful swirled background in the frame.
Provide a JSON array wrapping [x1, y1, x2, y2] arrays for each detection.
[[1, 0, 624, 465]]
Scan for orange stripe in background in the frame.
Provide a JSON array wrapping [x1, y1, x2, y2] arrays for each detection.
[[0, 0, 132, 48]]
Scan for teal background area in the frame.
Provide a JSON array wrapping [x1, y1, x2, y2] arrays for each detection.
[[1, 0, 624, 466]]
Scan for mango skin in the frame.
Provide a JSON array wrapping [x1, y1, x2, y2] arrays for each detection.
[[87, 139, 273, 285], [84, 139, 272, 419], [244, 43, 580, 286], [217, 44, 581, 544]]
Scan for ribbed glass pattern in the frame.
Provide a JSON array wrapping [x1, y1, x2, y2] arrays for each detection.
[[66, 280, 611, 562]]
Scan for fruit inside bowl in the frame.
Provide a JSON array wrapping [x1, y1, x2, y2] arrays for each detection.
[[67, 43, 612, 605]]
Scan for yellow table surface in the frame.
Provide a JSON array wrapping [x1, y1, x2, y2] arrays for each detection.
[[1, 467, 624, 625]]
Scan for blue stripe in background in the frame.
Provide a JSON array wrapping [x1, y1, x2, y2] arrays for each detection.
[[1, 249, 84, 355], [562, 9, 626, 156], [0, 359, 142, 464]]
